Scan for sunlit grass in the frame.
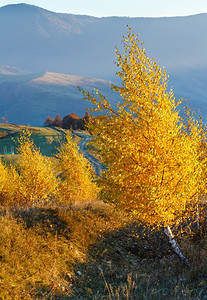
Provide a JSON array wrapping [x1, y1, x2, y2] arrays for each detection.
[[0, 124, 206, 299], [0, 200, 125, 299], [0, 200, 206, 299]]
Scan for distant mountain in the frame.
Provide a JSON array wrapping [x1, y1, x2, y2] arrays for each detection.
[[0, 65, 26, 75], [0, 4, 207, 124], [0, 72, 116, 126], [1, 3, 207, 78]]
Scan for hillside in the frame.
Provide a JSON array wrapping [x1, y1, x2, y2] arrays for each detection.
[[169, 68, 207, 120], [0, 68, 206, 126], [0, 72, 116, 126], [0, 123, 66, 157], [0, 4, 207, 124], [0, 199, 206, 299], [0, 122, 206, 298], [1, 4, 207, 78]]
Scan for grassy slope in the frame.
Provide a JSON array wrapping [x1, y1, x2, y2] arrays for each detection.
[[0, 72, 117, 127], [0, 123, 206, 299], [0, 201, 206, 299], [0, 123, 66, 159]]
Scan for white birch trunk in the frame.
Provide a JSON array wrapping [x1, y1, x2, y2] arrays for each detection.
[[164, 225, 190, 266], [196, 202, 200, 231]]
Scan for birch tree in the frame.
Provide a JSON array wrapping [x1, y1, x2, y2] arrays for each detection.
[[81, 28, 207, 265], [56, 132, 98, 203], [17, 130, 57, 204]]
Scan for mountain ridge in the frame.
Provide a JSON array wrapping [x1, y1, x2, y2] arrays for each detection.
[[0, 71, 116, 126], [1, 3, 207, 19], [1, 3, 207, 77], [0, 4, 207, 125]]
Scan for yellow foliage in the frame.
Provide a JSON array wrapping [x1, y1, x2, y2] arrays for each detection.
[[0, 159, 20, 206], [81, 28, 207, 227], [56, 132, 98, 203], [16, 130, 57, 204]]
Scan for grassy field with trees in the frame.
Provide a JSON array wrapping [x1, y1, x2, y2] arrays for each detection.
[[0, 125, 206, 299], [0, 123, 67, 158], [0, 28, 207, 299]]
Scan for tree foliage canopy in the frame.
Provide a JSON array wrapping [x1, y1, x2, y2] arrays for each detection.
[[56, 132, 98, 203], [17, 130, 57, 204], [81, 28, 207, 227]]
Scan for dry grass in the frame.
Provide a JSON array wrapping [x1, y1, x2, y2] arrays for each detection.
[[0, 125, 206, 298], [0, 200, 124, 299], [0, 200, 206, 299], [71, 208, 207, 299]]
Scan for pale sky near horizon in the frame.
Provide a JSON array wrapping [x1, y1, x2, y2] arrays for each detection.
[[0, 0, 207, 18]]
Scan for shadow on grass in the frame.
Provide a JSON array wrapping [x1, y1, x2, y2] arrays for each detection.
[[71, 231, 207, 299], [68, 224, 179, 299], [68, 210, 207, 299], [12, 206, 72, 239]]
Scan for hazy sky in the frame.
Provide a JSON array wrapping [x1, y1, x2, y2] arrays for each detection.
[[0, 0, 207, 17]]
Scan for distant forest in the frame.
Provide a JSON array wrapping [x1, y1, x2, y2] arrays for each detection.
[[44, 112, 91, 131]]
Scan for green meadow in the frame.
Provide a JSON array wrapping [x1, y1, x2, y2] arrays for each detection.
[[0, 123, 66, 159]]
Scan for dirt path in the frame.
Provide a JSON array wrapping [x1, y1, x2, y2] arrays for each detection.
[[50, 127, 104, 176], [73, 131, 104, 176]]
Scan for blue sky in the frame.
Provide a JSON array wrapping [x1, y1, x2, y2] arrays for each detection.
[[0, 0, 207, 17]]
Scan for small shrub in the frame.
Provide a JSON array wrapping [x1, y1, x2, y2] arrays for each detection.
[[16, 130, 57, 205], [0, 159, 20, 206], [56, 132, 99, 203]]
